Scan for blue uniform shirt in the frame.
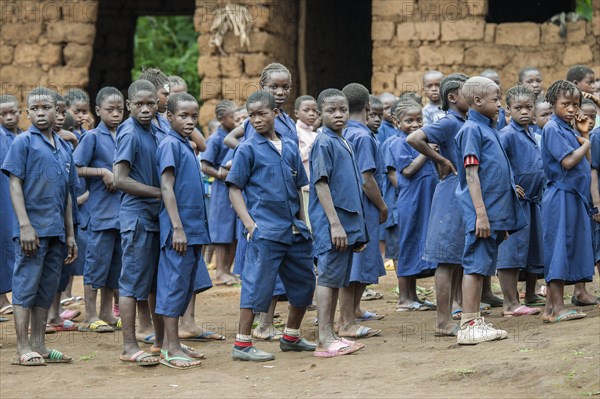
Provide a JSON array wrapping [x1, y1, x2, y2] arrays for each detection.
[[422, 109, 465, 172], [344, 120, 383, 187], [309, 127, 368, 254], [377, 119, 398, 145], [226, 132, 309, 245], [499, 119, 545, 201], [114, 117, 166, 231], [157, 130, 210, 247], [153, 114, 171, 137], [1, 126, 78, 241], [455, 109, 525, 233], [496, 107, 508, 130], [542, 114, 591, 202], [203, 126, 229, 168], [73, 121, 121, 231]]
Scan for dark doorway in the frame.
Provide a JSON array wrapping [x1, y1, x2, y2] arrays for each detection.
[[86, 0, 195, 107], [303, 0, 372, 97], [486, 0, 574, 23]]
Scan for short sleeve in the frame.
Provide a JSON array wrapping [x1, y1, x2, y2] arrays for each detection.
[[592, 132, 600, 170], [353, 134, 377, 174], [458, 125, 482, 162], [498, 128, 512, 159], [114, 129, 137, 166], [422, 117, 450, 147], [542, 124, 575, 163], [395, 139, 417, 173], [310, 137, 333, 184], [73, 132, 96, 167], [158, 140, 178, 176], [1, 134, 28, 179], [202, 134, 221, 166], [225, 144, 252, 190]]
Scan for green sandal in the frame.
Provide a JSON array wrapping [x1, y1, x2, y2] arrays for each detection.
[[159, 349, 202, 370], [43, 349, 72, 363]]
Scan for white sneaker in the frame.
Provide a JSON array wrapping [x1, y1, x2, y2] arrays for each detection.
[[457, 317, 508, 345]]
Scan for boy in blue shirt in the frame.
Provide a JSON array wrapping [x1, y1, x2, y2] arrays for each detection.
[[113, 79, 166, 366], [155, 93, 211, 369], [454, 77, 525, 345], [377, 92, 398, 144], [339, 83, 386, 337], [227, 91, 316, 362], [310, 89, 368, 357], [2, 87, 78, 365], [74, 87, 125, 332], [422, 70, 445, 125]]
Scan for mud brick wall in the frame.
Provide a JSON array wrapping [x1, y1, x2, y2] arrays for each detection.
[[194, 0, 298, 128], [1, 0, 98, 129], [371, 0, 600, 96]]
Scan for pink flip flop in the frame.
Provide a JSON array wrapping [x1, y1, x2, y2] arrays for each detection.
[[60, 309, 81, 321], [314, 340, 360, 358], [502, 305, 541, 318]]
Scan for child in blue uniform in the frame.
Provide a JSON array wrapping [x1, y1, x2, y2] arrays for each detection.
[[201, 100, 239, 286], [454, 77, 525, 344], [480, 70, 508, 131], [541, 80, 594, 322], [2, 87, 78, 365], [406, 73, 469, 334], [534, 100, 553, 137], [227, 91, 315, 362], [155, 93, 211, 369], [139, 67, 171, 136], [422, 71, 445, 125], [113, 79, 166, 366], [497, 85, 545, 316], [74, 87, 125, 332], [518, 67, 544, 102], [391, 100, 438, 311], [337, 84, 386, 337], [310, 89, 368, 358], [377, 92, 398, 144]]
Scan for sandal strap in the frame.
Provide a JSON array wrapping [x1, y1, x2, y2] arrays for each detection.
[[49, 349, 63, 360]]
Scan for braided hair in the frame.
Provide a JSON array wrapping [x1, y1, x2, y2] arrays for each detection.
[[505, 85, 535, 107], [391, 100, 422, 121], [545, 80, 581, 107], [215, 99, 236, 120], [139, 67, 170, 92], [440, 73, 468, 111], [259, 63, 292, 87]]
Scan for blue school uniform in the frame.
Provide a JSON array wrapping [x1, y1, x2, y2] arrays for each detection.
[[73, 121, 123, 290], [377, 119, 398, 145], [309, 127, 368, 288], [1, 127, 77, 308], [343, 120, 386, 284], [422, 110, 466, 265], [422, 102, 445, 126], [591, 128, 600, 263], [541, 115, 594, 284], [114, 117, 166, 300], [204, 127, 237, 244], [242, 111, 299, 145], [0, 129, 15, 294], [391, 133, 438, 278], [497, 120, 544, 275], [226, 132, 314, 312], [155, 130, 212, 318], [455, 110, 526, 276], [496, 107, 508, 130], [381, 133, 402, 259], [69, 128, 88, 277]]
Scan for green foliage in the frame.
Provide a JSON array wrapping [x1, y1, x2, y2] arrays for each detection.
[[575, 0, 593, 21], [132, 16, 200, 101]]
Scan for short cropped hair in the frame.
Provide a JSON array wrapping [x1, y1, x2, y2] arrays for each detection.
[[0, 95, 19, 107], [342, 83, 370, 114], [246, 91, 276, 110], [369, 95, 383, 108], [27, 87, 57, 106], [96, 87, 124, 107], [317, 88, 347, 111], [167, 92, 197, 114], [64, 88, 89, 107], [295, 95, 316, 110], [566, 65, 594, 83], [128, 79, 157, 99]]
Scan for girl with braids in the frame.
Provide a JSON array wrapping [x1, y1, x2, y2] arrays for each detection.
[[405, 73, 469, 334], [224, 62, 298, 149], [201, 100, 239, 286], [389, 100, 438, 312], [496, 85, 545, 316], [541, 79, 594, 323]]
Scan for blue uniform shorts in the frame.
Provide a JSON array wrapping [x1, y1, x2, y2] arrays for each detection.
[[13, 237, 64, 309], [462, 231, 505, 276], [84, 229, 122, 290], [119, 219, 159, 300], [316, 247, 354, 288], [240, 235, 315, 313]]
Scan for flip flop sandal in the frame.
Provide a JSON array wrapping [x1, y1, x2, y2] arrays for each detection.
[[181, 331, 225, 342], [51, 320, 80, 331], [451, 309, 463, 320], [396, 301, 430, 312], [313, 340, 360, 358], [502, 305, 541, 318], [109, 318, 122, 331], [60, 309, 81, 321], [355, 310, 385, 321], [548, 310, 587, 323], [0, 304, 13, 315], [159, 349, 202, 369], [361, 288, 383, 301], [570, 296, 600, 306], [152, 344, 205, 359], [78, 320, 114, 333], [525, 297, 546, 306], [0, 316, 9, 323], [119, 350, 159, 366], [11, 351, 46, 366], [339, 326, 381, 339], [434, 324, 460, 337], [140, 334, 155, 344], [43, 349, 73, 363]]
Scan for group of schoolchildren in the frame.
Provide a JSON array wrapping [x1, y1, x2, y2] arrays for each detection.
[[0, 61, 599, 368]]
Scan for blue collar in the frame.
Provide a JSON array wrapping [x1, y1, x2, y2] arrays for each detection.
[[550, 114, 572, 130], [130, 117, 154, 133], [447, 109, 466, 121], [97, 121, 115, 136], [253, 130, 282, 144], [467, 109, 494, 127], [346, 119, 369, 131], [168, 129, 189, 142], [382, 119, 395, 128]]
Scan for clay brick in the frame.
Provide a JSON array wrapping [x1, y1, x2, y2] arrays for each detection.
[[198, 55, 220, 78], [484, 23, 495, 43], [464, 45, 510, 67], [593, 12, 600, 37], [220, 55, 242, 77], [63, 43, 93, 67], [0, 44, 14, 64], [48, 67, 89, 88], [221, 77, 260, 102], [14, 43, 40, 65], [563, 44, 593, 64], [46, 22, 95, 44], [441, 20, 484, 41], [466, 0, 487, 16], [496, 23, 540, 46], [62, 1, 98, 23], [413, 22, 439, 41], [250, 5, 272, 30], [396, 22, 416, 41], [373, 47, 417, 67], [199, 100, 219, 130], [243, 53, 272, 76], [395, 71, 424, 93], [372, 72, 396, 94], [0, 65, 43, 87], [566, 21, 587, 43], [199, 79, 222, 101], [518, 50, 559, 68], [373, 0, 415, 18], [372, 21, 395, 41], [1, 22, 42, 42], [419, 45, 464, 66], [541, 23, 566, 44]]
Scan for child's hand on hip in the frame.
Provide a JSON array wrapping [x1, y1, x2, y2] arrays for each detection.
[[515, 185, 525, 199]]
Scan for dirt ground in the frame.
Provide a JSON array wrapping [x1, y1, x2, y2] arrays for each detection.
[[1, 272, 599, 399]]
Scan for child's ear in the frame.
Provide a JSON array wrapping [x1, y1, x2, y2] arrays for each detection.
[[95, 106, 101, 117], [273, 107, 279, 117], [166, 110, 173, 122], [448, 92, 457, 104], [125, 99, 131, 111], [294, 109, 299, 118], [365, 103, 371, 113]]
